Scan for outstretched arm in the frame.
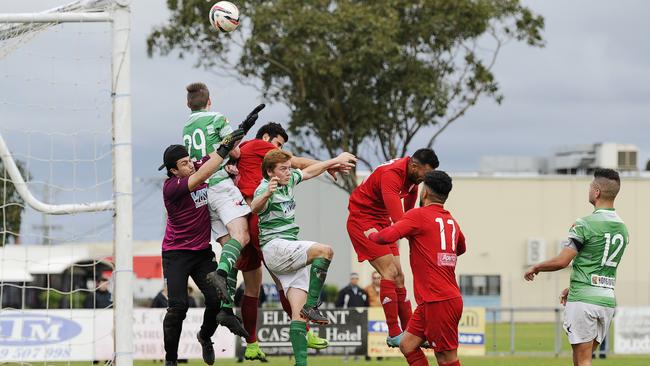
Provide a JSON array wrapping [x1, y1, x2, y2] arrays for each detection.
[[364, 213, 420, 245], [301, 152, 356, 181], [524, 246, 577, 281], [188, 129, 245, 191]]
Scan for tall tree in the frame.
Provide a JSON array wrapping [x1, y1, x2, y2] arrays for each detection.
[[148, 0, 544, 193], [1, 159, 28, 245]]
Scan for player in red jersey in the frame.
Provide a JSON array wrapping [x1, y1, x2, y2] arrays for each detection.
[[347, 148, 438, 346], [234, 122, 349, 359], [366, 170, 465, 366]]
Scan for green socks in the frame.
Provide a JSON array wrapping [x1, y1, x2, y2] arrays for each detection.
[[220, 266, 238, 309], [217, 239, 242, 274], [305, 257, 331, 308], [289, 320, 308, 366]]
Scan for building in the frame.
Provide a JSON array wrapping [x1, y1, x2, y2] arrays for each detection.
[[480, 142, 640, 175]]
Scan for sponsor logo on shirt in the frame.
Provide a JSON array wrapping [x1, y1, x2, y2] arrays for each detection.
[[591, 274, 615, 289], [191, 187, 209, 208], [281, 201, 296, 215], [438, 253, 457, 267]]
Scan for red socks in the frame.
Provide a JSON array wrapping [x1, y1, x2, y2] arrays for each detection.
[[440, 361, 460, 366], [405, 348, 428, 366], [380, 279, 401, 337], [241, 295, 259, 343], [278, 289, 309, 331], [396, 287, 412, 330]]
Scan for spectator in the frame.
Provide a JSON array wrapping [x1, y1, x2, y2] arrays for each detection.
[[335, 273, 368, 308], [151, 284, 197, 308], [84, 276, 112, 309], [364, 271, 381, 307]]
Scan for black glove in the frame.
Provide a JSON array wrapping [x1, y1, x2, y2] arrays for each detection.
[[239, 103, 266, 134], [216, 128, 245, 158]]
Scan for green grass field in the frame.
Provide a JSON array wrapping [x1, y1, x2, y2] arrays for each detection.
[[8, 356, 650, 366]]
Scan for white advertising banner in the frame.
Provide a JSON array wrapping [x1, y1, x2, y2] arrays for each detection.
[[614, 306, 650, 354], [0, 309, 235, 361]]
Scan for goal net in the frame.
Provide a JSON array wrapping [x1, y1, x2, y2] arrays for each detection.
[[0, 1, 133, 364]]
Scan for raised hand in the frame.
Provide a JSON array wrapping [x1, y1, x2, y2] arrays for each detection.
[[239, 103, 266, 134], [217, 129, 245, 158], [267, 177, 280, 194]]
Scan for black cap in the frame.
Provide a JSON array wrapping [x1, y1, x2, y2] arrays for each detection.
[[158, 144, 189, 171]]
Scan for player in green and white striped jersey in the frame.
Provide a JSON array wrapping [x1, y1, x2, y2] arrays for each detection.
[[181, 82, 264, 338], [524, 168, 628, 366], [250, 149, 356, 366]]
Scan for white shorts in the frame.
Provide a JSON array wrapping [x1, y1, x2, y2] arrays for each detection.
[[262, 238, 315, 292], [564, 301, 615, 345], [208, 179, 251, 240]]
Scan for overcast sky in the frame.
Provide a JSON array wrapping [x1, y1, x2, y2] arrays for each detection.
[[1, 0, 649, 242]]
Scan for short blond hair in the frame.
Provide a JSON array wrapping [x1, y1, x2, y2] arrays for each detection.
[[262, 149, 292, 179]]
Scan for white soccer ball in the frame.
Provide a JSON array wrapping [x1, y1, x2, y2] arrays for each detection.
[[209, 1, 240, 33]]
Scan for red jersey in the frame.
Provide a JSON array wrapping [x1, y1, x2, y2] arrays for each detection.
[[369, 204, 466, 304], [348, 157, 418, 224], [236, 139, 277, 198]]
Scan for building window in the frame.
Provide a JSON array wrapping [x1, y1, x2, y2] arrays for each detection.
[[618, 150, 637, 170], [459, 275, 501, 296]]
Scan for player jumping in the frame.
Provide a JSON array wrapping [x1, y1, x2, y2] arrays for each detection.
[[347, 149, 439, 346], [181, 82, 262, 337], [250, 149, 356, 366], [525, 169, 628, 366], [366, 170, 466, 366], [159, 124, 249, 366]]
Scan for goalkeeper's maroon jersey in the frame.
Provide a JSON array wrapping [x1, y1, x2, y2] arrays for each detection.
[[369, 204, 466, 305], [348, 157, 418, 224]]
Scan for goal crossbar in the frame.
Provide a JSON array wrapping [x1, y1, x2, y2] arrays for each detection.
[[0, 12, 111, 23]]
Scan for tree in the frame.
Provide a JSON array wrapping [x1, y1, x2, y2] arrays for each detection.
[[148, 0, 544, 193], [0, 159, 28, 245]]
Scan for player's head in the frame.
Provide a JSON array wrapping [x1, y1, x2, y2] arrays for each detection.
[[262, 149, 293, 184], [408, 148, 439, 184], [186, 82, 211, 111], [589, 168, 620, 205], [256, 122, 289, 148], [159, 144, 193, 178], [421, 170, 452, 205]]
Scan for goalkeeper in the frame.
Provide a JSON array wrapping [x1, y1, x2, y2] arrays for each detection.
[[159, 117, 255, 366]]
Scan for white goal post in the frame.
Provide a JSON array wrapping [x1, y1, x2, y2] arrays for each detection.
[[0, 1, 134, 365]]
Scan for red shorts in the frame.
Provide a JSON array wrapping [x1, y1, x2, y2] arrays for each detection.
[[346, 213, 399, 262], [236, 213, 263, 272], [406, 297, 463, 352]]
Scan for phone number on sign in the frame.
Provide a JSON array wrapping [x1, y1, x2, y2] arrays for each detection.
[[0, 346, 71, 360]]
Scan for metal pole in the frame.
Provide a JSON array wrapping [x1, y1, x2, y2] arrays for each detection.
[[111, 1, 133, 365], [509, 308, 515, 355], [0, 12, 111, 23], [491, 309, 497, 354], [554, 307, 562, 357]]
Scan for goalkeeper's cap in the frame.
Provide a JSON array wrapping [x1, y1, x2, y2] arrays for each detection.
[[158, 144, 189, 171]]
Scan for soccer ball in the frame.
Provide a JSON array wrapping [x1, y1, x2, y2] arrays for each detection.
[[209, 1, 240, 33]]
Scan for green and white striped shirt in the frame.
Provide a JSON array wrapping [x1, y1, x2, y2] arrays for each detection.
[[182, 110, 234, 186], [254, 169, 303, 246]]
